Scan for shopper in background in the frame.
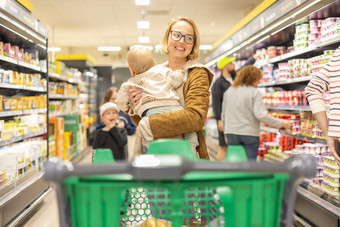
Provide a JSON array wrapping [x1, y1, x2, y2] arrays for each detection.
[[221, 65, 291, 160], [211, 56, 236, 161], [127, 16, 214, 160], [305, 47, 340, 165], [92, 102, 127, 160], [117, 46, 198, 157], [96, 87, 136, 158]]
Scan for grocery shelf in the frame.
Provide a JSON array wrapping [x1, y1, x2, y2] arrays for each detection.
[[0, 83, 46, 92], [265, 105, 311, 111], [0, 55, 46, 73], [48, 73, 80, 84], [49, 111, 80, 118], [49, 94, 79, 100], [0, 108, 47, 117], [260, 126, 327, 144], [0, 129, 47, 147], [259, 76, 312, 87], [257, 36, 340, 68], [0, 169, 48, 226]]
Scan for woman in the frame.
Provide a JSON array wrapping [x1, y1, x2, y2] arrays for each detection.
[[221, 65, 291, 160], [128, 16, 214, 159]]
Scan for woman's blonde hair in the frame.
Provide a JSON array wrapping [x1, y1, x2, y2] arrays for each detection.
[[161, 16, 200, 60], [232, 65, 262, 87], [101, 87, 118, 105]]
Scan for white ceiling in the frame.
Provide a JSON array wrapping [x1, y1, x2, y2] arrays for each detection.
[[29, 0, 262, 65]]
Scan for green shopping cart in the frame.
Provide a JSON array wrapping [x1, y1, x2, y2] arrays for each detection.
[[45, 139, 316, 227]]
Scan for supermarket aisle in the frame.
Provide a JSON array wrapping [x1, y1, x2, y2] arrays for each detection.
[[22, 150, 93, 227]]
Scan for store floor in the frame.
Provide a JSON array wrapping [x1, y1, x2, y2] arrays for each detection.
[[22, 150, 93, 227], [20, 146, 217, 227]]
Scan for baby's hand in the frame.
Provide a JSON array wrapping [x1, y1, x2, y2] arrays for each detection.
[[128, 87, 142, 106]]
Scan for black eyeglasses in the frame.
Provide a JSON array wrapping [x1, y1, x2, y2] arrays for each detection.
[[170, 31, 196, 44]]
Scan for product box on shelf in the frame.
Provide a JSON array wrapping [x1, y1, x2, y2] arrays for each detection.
[[63, 115, 80, 158], [49, 117, 64, 158]]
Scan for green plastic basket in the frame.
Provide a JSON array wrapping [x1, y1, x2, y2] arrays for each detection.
[[64, 171, 287, 227]]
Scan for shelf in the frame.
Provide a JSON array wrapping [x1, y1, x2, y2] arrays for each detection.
[[0, 108, 47, 117], [49, 94, 79, 100], [0, 55, 46, 73], [265, 105, 311, 111], [260, 126, 327, 144], [49, 111, 80, 118], [48, 73, 80, 84], [0, 129, 47, 147], [298, 186, 340, 217], [257, 36, 340, 68], [259, 76, 312, 87], [0, 83, 46, 92]]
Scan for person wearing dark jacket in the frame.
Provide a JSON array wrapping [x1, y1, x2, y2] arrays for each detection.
[[211, 56, 236, 161], [93, 102, 127, 160]]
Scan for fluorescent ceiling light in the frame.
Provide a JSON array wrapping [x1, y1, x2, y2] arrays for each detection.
[[135, 0, 150, 5], [98, 46, 121, 51], [138, 36, 150, 43], [199, 45, 212, 50], [48, 47, 61, 52], [137, 21, 150, 29]]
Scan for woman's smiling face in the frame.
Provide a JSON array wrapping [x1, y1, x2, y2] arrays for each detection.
[[167, 20, 195, 62]]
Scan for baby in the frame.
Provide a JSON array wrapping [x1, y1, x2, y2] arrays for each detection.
[[116, 46, 198, 156]]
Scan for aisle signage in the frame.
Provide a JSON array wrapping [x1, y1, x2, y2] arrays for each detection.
[[0, 0, 48, 38], [206, 0, 308, 62]]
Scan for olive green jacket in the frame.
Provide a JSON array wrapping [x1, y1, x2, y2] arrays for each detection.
[[131, 61, 214, 160]]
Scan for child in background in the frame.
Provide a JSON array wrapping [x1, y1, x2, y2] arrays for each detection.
[[116, 45, 198, 156], [92, 102, 127, 160]]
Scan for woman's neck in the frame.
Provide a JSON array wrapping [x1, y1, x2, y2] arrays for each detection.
[[168, 58, 187, 70]]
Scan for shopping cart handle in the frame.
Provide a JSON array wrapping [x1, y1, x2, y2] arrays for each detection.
[[45, 154, 316, 182]]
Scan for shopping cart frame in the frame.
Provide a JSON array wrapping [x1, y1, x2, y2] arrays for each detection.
[[45, 154, 316, 227]]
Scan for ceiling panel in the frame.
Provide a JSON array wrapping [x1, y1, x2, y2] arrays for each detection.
[[30, 0, 262, 64]]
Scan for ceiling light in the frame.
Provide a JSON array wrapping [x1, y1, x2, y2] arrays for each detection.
[[137, 21, 150, 29], [138, 36, 150, 43], [199, 45, 212, 50], [97, 46, 121, 51], [135, 0, 150, 5], [48, 47, 61, 52]]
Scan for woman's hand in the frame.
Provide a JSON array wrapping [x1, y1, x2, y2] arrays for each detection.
[[281, 120, 292, 131], [326, 136, 340, 165], [128, 87, 142, 106]]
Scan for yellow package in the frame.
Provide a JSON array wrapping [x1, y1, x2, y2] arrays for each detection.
[[4, 122, 16, 130], [22, 97, 28, 110], [16, 98, 23, 110], [21, 73, 27, 85], [27, 97, 32, 110], [10, 99, 17, 111], [3, 99, 11, 111], [32, 97, 38, 109]]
